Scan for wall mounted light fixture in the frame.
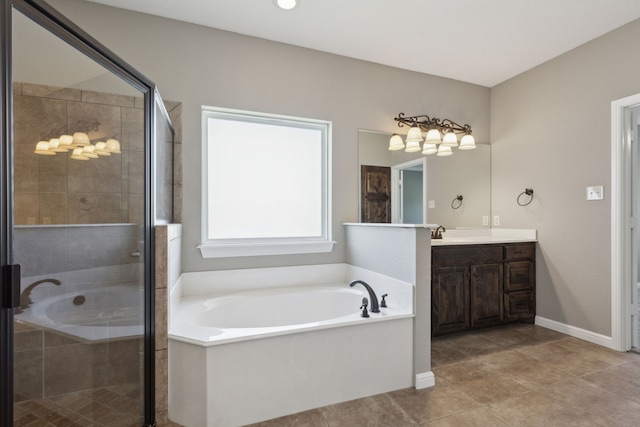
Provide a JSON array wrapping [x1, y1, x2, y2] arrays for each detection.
[[390, 112, 476, 156], [33, 119, 121, 160]]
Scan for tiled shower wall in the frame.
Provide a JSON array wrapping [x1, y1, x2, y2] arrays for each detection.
[[154, 224, 182, 425], [13, 81, 183, 225], [14, 82, 144, 225]]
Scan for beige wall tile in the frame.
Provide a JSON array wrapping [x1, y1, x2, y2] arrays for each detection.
[[67, 193, 122, 224], [14, 192, 39, 225], [127, 193, 144, 224], [107, 338, 142, 385], [168, 104, 182, 144], [21, 83, 81, 101], [15, 144, 40, 193], [81, 89, 135, 107], [39, 192, 68, 224], [14, 349, 44, 401], [44, 343, 109, 396], [67, 101, 121, 144], [14, 329, 43, 352], [126, 149, 144, 194], [68, 153, 122, 194], [122, 107, 144, 152], [173, 143, 182, 185], [155, 288, 168, 351], [39, 154, 68, 193], [14, 95, 67, 145], [155, 349, 169, 412]]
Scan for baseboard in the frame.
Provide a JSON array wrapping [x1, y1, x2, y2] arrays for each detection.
[[535, 316, 614, 349], [415, 371, 435, 389]]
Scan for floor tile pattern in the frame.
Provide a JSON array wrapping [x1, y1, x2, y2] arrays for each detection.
[[14, 383, 143, 427], [248, 324, 640, 427]]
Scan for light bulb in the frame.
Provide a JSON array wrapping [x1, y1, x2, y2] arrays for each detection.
[[441, 131, 458, 147], [459, 134, 476, 150], [72, 132, 90, 146], [436, 145, 453, 157], [105, 139, 121, 153], [34, 141, 55, 155], [388, 134, 405, 151], [82, 145, 99, 158], [425, 129, 442, 145], [70, 147, 89, 160], [406, 125, 423, 143], [422, 143, 438, 155], [276, 0, 297, 10], [404, 140, 422, 153]]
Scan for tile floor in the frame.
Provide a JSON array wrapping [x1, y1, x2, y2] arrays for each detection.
[[248, 324, 640, 427], [13, 383, 143, 426]]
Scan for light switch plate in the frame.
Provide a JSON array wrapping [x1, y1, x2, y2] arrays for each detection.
[[586, 185, 604, 201]]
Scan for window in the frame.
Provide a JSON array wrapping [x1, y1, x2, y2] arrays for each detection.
[[199, 106, 333, 258]]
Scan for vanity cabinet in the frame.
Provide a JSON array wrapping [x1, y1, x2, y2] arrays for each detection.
[[432, 242, 535, 337]]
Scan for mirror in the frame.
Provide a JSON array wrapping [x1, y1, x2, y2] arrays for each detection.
[[358, 129, 491, 228]]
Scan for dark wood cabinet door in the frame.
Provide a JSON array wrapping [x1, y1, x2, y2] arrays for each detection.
[[470, 263, 504, 328], [432, 266, 470, 336], [505, 260, 534, 292], [505, 291, 535, 322], [360, 165, 391, 223]]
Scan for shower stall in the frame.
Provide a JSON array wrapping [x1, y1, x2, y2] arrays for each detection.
[[1, 0, 173, 425]]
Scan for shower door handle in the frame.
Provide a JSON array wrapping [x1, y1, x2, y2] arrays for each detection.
[[1, 264, 21, 309]]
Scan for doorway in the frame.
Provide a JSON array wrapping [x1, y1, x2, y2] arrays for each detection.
[[391, 158, 427, 224], [611, 94, 640, 352]]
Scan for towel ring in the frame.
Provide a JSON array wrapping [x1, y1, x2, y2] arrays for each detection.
[[517, 188, 534, 206], [451, 195, 463, 209]]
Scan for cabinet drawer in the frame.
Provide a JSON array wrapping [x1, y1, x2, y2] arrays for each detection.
[[504, 291, 535, 321], [432, 245, 503, 266], [505, 243, 535, 261], [505, 261, 534, 291]]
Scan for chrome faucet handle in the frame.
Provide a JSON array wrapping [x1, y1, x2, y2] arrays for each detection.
[[380, 294, 388, 308], [360, 298, 370, 318]]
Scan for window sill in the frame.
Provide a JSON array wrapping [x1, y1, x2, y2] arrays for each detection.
[[198, 240, 335, 258]]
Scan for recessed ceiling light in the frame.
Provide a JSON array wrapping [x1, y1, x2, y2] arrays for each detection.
[[276, 0, 297, 10]]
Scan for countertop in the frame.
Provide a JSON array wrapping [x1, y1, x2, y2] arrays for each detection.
[[430, 228, 537, 246]]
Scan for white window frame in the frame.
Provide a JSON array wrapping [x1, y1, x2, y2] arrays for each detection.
[[199, 106, 333, 258]]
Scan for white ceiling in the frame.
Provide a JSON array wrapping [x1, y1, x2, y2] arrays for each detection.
[[86, 0, 640, 87]]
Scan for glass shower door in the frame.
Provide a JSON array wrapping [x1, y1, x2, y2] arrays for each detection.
[[7, 5, 150, 425]]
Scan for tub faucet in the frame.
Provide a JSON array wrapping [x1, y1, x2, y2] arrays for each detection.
[[349, 280, 380, 313], [431, 226, 446, 239], [16, 278, 61, 313]]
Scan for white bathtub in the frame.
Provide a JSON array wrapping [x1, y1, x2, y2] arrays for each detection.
[[15, 283, 144, 341], [169, 263, 417, 427]]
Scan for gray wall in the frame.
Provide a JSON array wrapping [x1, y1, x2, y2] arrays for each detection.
[[491, 19, 640, 336], [44, 0, 640, 338], [48, 0, 490, 272]]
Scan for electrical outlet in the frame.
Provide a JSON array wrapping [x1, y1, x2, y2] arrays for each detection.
[[586, 185, 604, 201], [482, 216, 489, 226], [428, 200, 435, 209], [493, 215, 500, 226]]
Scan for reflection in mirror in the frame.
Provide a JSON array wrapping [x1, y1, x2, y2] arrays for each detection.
[[358, 130, 491, 228]]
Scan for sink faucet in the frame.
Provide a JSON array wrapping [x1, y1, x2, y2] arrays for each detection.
[[16, 278, 61, 313], [431, 225, 446, 239], [349, 280, 380, 313]]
